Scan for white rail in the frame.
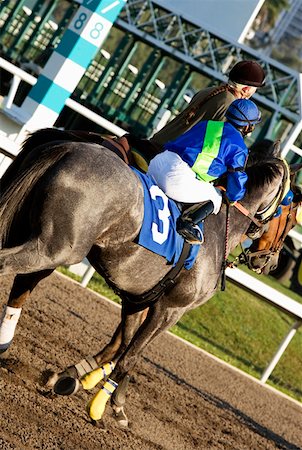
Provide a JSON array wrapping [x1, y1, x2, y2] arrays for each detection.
[[0, 58, 302, 386], [0, 57, 126, 137], [226, 268, 302, 383]]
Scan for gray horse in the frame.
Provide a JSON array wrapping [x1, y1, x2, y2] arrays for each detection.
[[0, 129, 292, 426]]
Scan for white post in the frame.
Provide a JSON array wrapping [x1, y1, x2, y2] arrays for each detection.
[[260, 320, 302, 383], [81, 265, 96, 287], [3, 75, 22, 110]]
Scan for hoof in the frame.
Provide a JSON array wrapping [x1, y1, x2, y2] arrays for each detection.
[[44, 365, 79, 390], [91, 419, 107, 430], [53, 375, 80, 396], [0, 347, 10, 358], [44, 371, 59, 389], [113, 406, 128, 428]]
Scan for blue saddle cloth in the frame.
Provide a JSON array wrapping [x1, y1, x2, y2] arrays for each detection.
[[132, 168, 200, 270]]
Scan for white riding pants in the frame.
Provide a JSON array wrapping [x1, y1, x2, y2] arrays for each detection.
[[147, 150, 222, 214]]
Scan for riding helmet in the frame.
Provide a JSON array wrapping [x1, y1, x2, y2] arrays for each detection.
[[229, 60, 265, 87], [226, 99, 262, 128]]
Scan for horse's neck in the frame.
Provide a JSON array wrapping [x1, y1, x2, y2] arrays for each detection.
[[205, 202, 253, 255]]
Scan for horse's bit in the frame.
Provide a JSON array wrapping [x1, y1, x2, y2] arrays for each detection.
[[237, 202, 295, 273]]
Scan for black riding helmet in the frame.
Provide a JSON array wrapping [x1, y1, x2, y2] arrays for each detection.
[[229, 60, 266, 87]]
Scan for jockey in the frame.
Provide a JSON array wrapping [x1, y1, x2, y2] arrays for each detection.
[[147, 98, 262, 244], [150, 60, 265, 151], [127, 60, 265, 164]]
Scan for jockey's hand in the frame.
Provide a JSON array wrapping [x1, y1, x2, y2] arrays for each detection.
[[222, 192, 236, 206]]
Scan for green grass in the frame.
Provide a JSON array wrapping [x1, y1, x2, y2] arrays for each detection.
[[58, 265, 302, 403], [58, 267, 121, 303]]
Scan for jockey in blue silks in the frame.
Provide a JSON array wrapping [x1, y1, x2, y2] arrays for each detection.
[[148, 98, 262, 243]]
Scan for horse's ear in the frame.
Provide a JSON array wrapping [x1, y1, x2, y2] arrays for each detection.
[[272, 140, 282, 158], [290, 163, 302, 175]]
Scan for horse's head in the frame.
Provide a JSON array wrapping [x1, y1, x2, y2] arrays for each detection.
[[240, 154, 302, 274]]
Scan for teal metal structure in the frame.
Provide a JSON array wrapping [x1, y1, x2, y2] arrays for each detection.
[[0, 0, 301, 156]]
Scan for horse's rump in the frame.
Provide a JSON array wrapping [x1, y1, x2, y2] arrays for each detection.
[[0, 141, 142, 248]]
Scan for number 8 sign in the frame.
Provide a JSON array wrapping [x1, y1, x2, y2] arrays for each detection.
[[70, 8, 110, 47], [70, 1, 127, 46]]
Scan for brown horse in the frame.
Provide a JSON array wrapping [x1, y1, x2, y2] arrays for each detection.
[[238, 152, 302, 275]]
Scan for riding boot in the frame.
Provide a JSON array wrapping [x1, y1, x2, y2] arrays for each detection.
[[177, 201, 214, 244]]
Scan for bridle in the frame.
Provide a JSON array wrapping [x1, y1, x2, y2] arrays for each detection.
[[222, 158, 293, 277], [236, 201, 296, 273]]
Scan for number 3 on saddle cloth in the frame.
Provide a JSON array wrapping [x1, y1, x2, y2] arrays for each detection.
[[132, 168, 200, 269]]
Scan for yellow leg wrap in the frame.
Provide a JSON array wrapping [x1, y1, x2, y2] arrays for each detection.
[[87, 378, 118, 421], [80, 361, 115, 390]]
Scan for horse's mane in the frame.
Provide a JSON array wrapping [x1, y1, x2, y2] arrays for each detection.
[[244, 139, 284, 194], [245, 158, 284, 193]]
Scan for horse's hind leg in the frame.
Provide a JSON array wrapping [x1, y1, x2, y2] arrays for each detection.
[[0, 240, 58, 275], [0, 270, 53, 354]]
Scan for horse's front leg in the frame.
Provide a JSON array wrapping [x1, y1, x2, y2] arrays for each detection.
[[49, 307, 148, 397], [86, 300, 185, 426], [94, 306, 149, 366], [0, 270, 53, 354]]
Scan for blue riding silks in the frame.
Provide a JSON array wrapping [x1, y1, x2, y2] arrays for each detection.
[[164, 121, 249, 202], [281, 189, 294, 206], [132, 168, 200, 270]]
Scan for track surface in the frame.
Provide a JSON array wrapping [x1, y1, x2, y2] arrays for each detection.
[[0, 273, 301, 450]]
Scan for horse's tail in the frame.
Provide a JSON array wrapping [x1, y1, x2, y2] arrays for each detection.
[[0, 140, 71, 248]]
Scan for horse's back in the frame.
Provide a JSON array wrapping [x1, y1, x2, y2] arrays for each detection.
[[35, 141, 143, 225], [1, 140, 144, 252]]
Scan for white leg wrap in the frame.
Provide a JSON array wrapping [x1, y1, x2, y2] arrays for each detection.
[[0, 306, 22, 350], [75, 356, 99, 378]]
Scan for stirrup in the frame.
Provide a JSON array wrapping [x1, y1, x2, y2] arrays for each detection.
[[177, 221, 204, 244]]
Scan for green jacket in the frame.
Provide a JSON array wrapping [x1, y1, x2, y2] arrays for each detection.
[[150, 86, 236, 150]]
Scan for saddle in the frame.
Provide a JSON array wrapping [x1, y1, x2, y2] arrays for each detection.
[[64, 130, 159, 173]]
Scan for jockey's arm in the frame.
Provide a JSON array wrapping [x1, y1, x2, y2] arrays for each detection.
[[225, 147, 248, 202]]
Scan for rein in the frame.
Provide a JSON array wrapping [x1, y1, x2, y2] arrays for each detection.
[[219, 158, 291, 281], [232, 202, 262, 228], [219, 200, 262, 290], [238, 202, 295, 272], [218, 187, 262, 290], [220, 202, 230, 291]]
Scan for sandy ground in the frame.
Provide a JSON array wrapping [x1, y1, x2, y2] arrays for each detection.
[[0, 272, 301, 450]]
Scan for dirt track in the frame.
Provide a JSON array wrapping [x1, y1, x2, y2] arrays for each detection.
[[0, 272, 301, 450]]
